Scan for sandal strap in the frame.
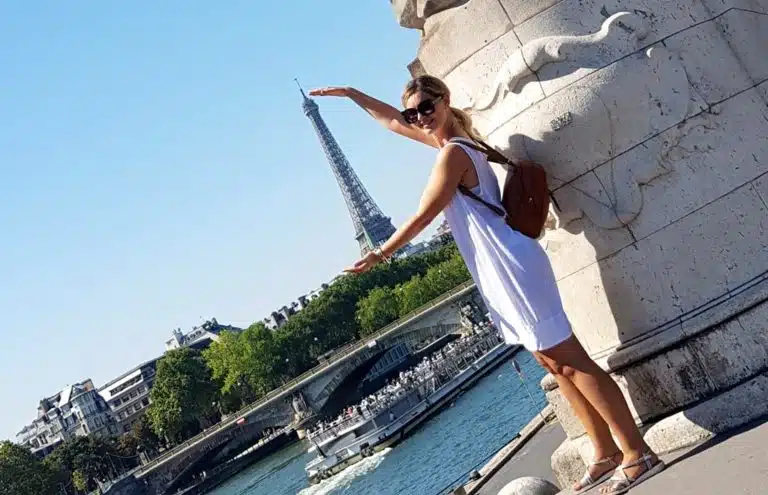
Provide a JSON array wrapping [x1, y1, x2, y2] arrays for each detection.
[[591, 455, 619, 467], [580, 472, 595, 486], [616, 453, 657, 482], [577, 454, 620, 490]]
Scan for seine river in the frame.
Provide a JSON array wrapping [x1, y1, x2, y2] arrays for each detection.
[[208, 350, 547, 495]]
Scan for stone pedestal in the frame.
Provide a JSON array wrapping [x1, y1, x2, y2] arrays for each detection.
[[390, 0, 768, 483]]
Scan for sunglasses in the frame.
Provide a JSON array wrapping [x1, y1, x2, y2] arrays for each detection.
[[401, 97, 442, 124]]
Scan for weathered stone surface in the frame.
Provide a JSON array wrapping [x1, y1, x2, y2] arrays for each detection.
[[599, 183, 768, 346], [715, 8, 768, 86], [445, 30, 545, 137], [483, 45, 705, 217], [618, 343, 717, 422], [408, 58, 427, 77], [541, 172, 634, 284], [755, 166, 768, 206], [498, 0, 563, 26], [514, 0, 710, 51], [594, 322, 685, 369], [498, 476, 560, 495], [550, 435, 590, 488], [688, 320, 768, 390], [513, 11, 651, 97], [759, 79, 768, 105], [594, 88, 768, 240], [699, 0, 768, 16], [545, 387, 585, 439], [737, 288, 768, 342], [644, 372, 768, 454], [555, 262, 620, 355], [541, 218, 633, 284], [391, 0, 469, 30], [680, 272, 768, 339], [664, 16, 754, 105], [417, 0, 512, 78]]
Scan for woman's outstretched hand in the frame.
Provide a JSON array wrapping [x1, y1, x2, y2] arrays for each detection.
[[309, 86, 355, 98], [343, 251, 381, 275]]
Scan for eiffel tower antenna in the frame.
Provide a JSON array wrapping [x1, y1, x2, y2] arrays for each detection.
[[298, 83, 401, 256], [294, 78, 306, 97]]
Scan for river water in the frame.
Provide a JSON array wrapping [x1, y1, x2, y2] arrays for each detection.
[[208, 350, 547, 495]]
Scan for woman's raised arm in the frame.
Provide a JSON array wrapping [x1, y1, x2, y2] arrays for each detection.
[[309, 86, 438, 149]]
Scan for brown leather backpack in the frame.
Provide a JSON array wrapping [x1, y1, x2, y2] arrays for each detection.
[[454, 139, 555, 239]]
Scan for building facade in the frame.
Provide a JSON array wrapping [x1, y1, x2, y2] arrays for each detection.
[[263, 284, 330, 330], [17, 379, 115, 458], [165, 318, 242, 351], [98, 359, 158, 435]]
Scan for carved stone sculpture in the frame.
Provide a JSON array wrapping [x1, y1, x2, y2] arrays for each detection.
[[391, 0, 469, 30], [466, 12, 649, 111]]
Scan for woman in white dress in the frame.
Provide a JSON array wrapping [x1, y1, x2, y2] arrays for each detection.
[[310, 76, 664, 495]]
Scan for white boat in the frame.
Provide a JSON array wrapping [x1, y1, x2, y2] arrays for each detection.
[[305, 337, 517, 484]]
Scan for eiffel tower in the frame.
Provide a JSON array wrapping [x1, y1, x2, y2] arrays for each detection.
[[297, 81, 399, 256]]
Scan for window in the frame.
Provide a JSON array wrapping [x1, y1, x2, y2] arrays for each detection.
[[109, 375, 142, 396], [113, 398, 121, 407], [142, 398, 150, 407]]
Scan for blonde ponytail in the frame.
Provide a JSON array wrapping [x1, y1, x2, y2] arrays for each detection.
[[450, 107, 484, 142]]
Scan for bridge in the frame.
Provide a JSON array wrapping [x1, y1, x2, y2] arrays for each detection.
[[133, 281, 487, 493]]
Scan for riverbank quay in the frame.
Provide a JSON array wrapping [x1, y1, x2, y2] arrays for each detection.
[[456, 410, 768, 495], [453, 406, 561, 495]]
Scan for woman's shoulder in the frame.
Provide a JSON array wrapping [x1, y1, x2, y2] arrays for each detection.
[[435, 142, 475, 170]]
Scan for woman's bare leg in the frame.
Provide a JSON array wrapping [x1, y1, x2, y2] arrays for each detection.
[[533, 354, 621, 491], [535, 336, 659, 492]]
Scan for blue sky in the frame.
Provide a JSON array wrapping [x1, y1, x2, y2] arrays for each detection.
[[0, 2, 441, 440]]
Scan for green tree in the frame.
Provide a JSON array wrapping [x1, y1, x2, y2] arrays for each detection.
[[72, 470, 88, 492], [356, 286, 400, 336], [147, 348, 219, 444], [44, 436, 120, 493], [130, 414, 162, 455], [397, 254, 471, 314], [204, 323, 283, 402], [202, 242, 468, 405], [0, 441, 58, 495]]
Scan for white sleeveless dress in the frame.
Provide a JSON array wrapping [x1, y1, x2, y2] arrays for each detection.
[[442, 139, 573, 351]]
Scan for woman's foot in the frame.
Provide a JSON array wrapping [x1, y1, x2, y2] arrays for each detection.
[[573, 451, 622, 493], [599, 451, 665, 495]]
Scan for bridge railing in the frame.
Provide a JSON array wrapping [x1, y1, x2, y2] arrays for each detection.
[[136, 279, 476, 474]]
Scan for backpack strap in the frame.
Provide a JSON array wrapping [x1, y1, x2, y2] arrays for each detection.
[[448, 138, 508, 219], [449, 137, 515, 167], [450, 137, 562, 213], [457, 184, 507, 218]]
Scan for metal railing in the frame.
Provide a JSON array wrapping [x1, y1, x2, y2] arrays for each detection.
[[136, 279, 477, 474]]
